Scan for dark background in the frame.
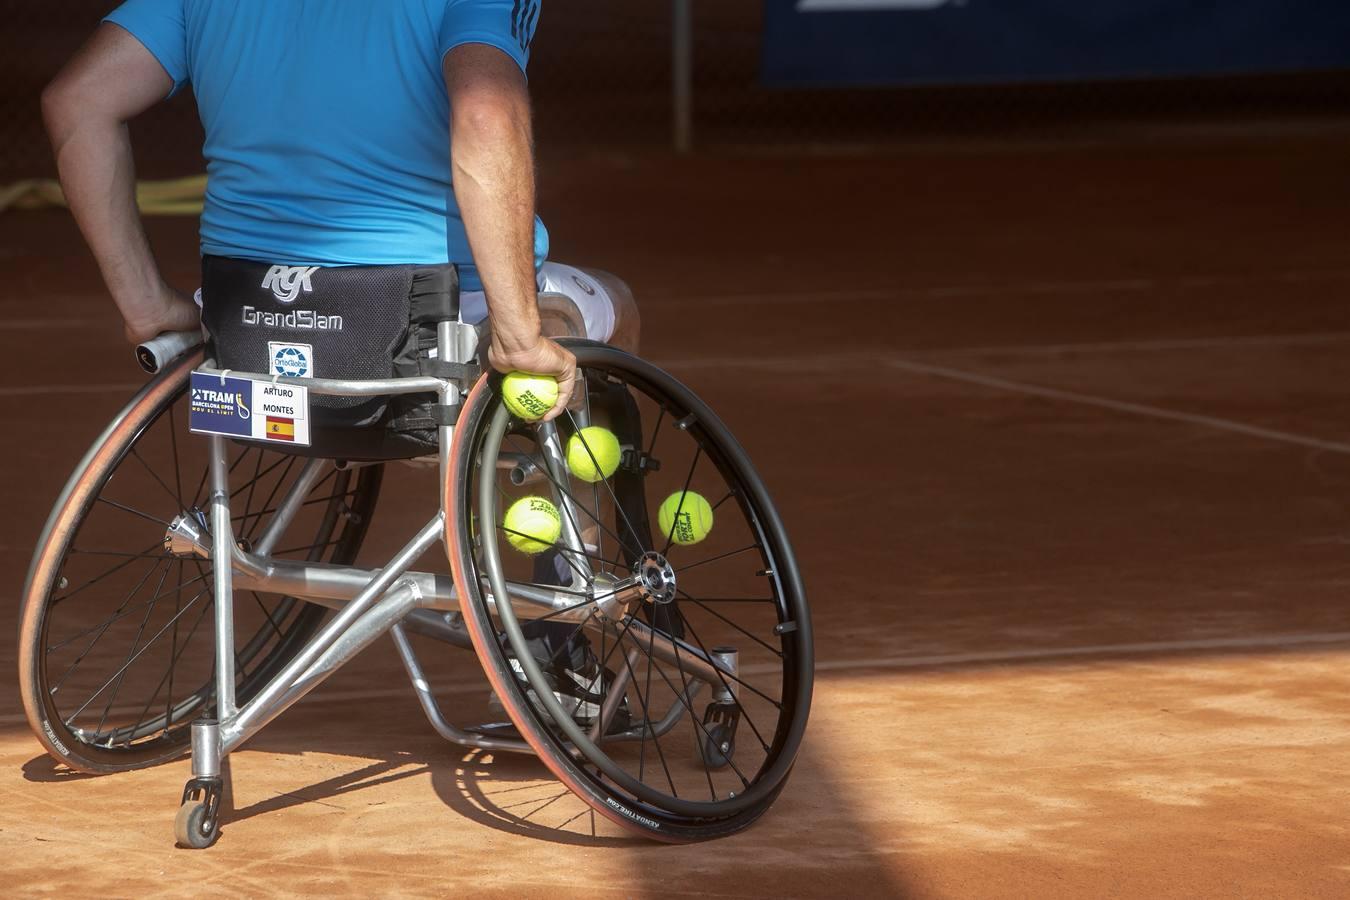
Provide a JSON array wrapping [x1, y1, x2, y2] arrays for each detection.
[[5, 0, 1350, 179]]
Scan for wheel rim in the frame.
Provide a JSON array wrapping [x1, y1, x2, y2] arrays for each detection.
[[30, 371, 381, 759], [458, 347, 812, 823]]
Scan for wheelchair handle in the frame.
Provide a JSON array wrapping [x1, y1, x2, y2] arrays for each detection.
[[136, 330, 203, 374]]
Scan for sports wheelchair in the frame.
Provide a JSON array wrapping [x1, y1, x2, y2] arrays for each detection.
[[18, 313, 812, 846]]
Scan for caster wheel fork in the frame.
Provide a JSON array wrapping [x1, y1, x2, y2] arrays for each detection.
[[698, 701, 741, 771]]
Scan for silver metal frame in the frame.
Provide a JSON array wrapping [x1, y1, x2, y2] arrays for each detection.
[[176, 319, 733, 778]]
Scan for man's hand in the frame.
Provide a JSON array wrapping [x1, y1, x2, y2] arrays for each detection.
[[488, 335, 577, 422], [122, 285, 200, 345]]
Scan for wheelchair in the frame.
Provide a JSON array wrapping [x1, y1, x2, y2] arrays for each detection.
[[17, 309, 813, 846]]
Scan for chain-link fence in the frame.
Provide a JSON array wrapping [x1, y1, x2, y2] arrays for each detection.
[[5, 1, 1350, 181]]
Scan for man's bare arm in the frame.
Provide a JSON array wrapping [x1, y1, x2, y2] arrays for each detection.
[[444, 43, 575, 419], [43, 24, 199, 344]]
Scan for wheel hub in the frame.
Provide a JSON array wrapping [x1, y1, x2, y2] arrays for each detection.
[[634, 551, 677, 605], [164, 509, 211, 558]]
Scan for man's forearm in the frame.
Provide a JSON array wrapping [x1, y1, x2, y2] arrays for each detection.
[[443, 44, 575, 418], [450, 93, 541, 353], [45, 97, 168, 326]]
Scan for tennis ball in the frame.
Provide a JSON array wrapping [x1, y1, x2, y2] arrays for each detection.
[[566, 426, 622, 483], [504, 496, 562, 554], [501, 372, 558, 421], [658, 491, 714, 546]]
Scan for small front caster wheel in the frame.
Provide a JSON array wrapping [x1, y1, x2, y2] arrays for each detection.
[[176, 774, 224, 849], [174, 800, 219, 849], [699, 722, 736, 770]]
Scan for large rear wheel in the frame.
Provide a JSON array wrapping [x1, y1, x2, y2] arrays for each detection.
[[447, 342, 812, 841], [18, 351, 383, 773]]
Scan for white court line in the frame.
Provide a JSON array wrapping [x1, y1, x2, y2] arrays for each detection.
[[5, 631, 1348, 727], [884, 357, 1350, 456], [654, 328, 1350, 369], [654, 350, 1350, 456], [644, 267, 1350, 308], [928, 330, 1350, 358], [0, 383, 141, 398]]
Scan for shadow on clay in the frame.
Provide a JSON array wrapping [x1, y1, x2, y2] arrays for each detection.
[[21, 754, 104, 783]]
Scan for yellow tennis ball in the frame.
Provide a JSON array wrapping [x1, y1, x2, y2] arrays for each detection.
[[566, 426, 622, 483], [501, 372, 558, 421], [503, 496, 562, 554], [658, 491, 714, 546]]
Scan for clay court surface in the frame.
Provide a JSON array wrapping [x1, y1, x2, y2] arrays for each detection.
[[5, 129, 1350, 896]]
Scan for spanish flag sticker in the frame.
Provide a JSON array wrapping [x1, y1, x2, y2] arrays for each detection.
[[265, 416, 295, 442]]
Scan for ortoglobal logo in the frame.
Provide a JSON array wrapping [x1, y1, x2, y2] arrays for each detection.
[[797, 0, 958, 10]]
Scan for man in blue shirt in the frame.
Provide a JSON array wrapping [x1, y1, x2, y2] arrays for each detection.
[[42, 0, 641, 724], [42, 0, 637, 418]]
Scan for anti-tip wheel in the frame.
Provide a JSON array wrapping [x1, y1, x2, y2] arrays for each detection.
[[174, 801, 219, 849]]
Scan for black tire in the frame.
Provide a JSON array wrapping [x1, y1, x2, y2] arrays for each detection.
[[18, 351, 383, 774], [447, 342, 812, 841], [174, 801, 219, 849]]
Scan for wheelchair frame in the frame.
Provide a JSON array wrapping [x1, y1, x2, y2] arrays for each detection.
[[171, 319, 737, 840]]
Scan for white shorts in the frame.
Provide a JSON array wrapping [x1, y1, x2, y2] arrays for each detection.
[[458, 262, 617, 343]]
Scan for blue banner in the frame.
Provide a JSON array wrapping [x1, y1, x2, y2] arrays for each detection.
[[762, 1, 1350, 87]]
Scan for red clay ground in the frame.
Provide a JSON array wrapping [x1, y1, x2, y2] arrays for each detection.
[[4, 127, 1350, 896]]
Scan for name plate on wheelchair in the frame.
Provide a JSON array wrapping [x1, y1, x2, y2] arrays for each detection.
[[188, 371, 311, 446]]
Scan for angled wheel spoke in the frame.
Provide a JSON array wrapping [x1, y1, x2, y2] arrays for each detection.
[[164, 558, 186, 736], [70, 549, 175, 561], [645, 405, 666, 463], [92, 561, 174, 740], [95, 496, 171, 527], [677, 588, 783, 659], [661, 447, 704, 556], [46, 578, 197, 657], [676, 543, 762, 574], [49, 556, 169, 693], [61, 586, 212, 726], [53, 537, 169, 607], [503, 578, 592, 599], [129, 448, 183, 508], [168, 405, 186, 507], [252, 591, 287, 642]]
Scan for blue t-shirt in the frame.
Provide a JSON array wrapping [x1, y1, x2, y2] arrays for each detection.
[[104, 0, 547, 292]]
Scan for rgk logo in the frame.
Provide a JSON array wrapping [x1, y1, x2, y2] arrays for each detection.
[[261, 265, 319, 304]]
